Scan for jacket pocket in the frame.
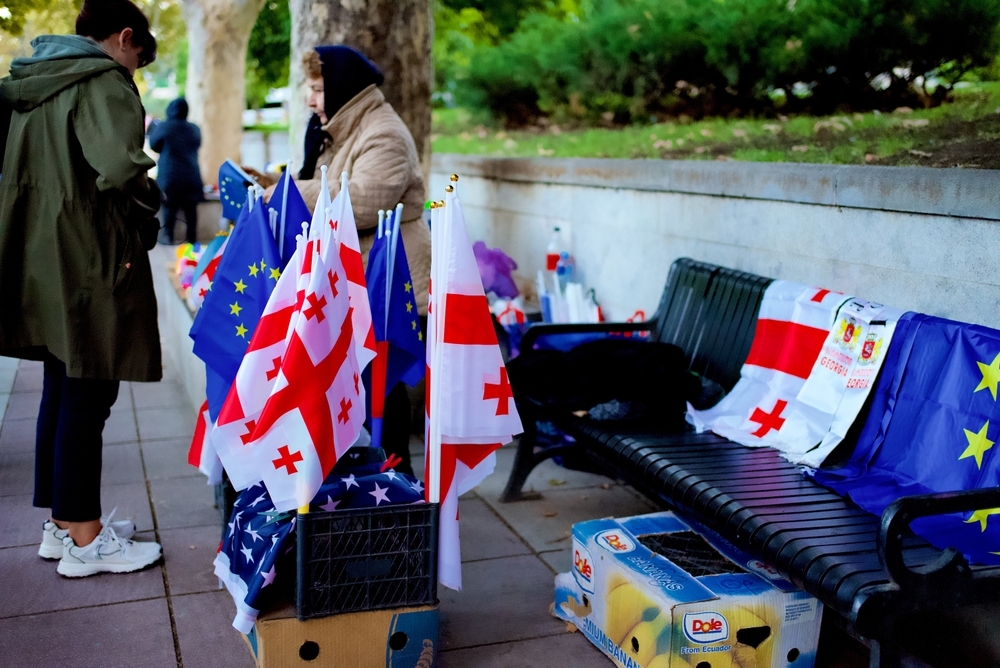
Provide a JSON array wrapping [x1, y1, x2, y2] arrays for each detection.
[[111, 229, 135, 296]]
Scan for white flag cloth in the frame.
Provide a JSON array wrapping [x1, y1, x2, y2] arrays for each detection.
[[687, 281, 902, 465], [329, 174, 377, 371], [426, 186, 524, 591]]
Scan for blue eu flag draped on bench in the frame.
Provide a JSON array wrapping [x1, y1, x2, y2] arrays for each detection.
[[813, 312, 1000, 565], [190, 196, 282, 421]]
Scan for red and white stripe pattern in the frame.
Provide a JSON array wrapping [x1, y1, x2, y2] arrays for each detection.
[[425, 185, 523, 591]]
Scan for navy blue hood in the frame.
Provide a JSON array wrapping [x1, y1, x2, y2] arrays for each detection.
[[315, 45, 383, 119], [166, 97, 188, 120]]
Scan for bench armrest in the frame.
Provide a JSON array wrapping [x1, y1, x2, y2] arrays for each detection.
[[520, 319, 654, 351], [878, 487, 1000, 589]]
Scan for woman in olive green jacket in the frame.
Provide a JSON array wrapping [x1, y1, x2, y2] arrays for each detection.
[[0, 0, 164, 577]]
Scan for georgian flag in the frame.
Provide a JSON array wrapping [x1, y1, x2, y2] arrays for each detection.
[[426, 186, 523, 591], [328, 173, 377, 372], [188, 234, 228, 311], [187, 400, 223, 484], [239, 221, 366, 511], [687, 282, 902, 465], [211, 234, 307, 490]]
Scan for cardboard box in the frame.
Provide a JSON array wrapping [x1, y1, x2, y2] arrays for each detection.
[[553, 511, 822, 668], [244, 602, 438, 668]]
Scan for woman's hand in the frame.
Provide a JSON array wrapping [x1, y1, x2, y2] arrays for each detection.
[[263, 183, 277, 203], [241, 165, 277, 188]]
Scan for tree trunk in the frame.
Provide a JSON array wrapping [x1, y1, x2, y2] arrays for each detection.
[[289, 0, 432, 190], [182, 0, 267, 186]]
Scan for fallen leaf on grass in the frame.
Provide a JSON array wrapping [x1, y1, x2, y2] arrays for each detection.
[[694, 146, 706, 154], [902, 119, 930, 128], [865, 154, 877, 162], [732, 128, 747, 137], [700, 128, 713, 137], [537, 145, 555, 156], [909, 149, 933, 157], [653, 139, 673, 149], [893, 106, 914, 115], [791, 145, 809, 152], [762, 123, 781, 133]]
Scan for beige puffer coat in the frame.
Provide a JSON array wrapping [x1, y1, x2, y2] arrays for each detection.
[[297, 85, 430, 315]]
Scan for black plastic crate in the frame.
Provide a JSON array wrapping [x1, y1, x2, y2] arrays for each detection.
[[295, 503, 439, 620]]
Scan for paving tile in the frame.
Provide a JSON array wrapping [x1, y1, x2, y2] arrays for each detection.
[[481, 486, 657, 553], [0, 545, 164, 618], [0, 597, 176, 667], [161, 525, 225, 596], [173, 591, 256, 668], [0, 393, 9, 425], [3, 390, 40, 420], [102, 442, 148, 486], [142, 437, 199, 480], [138, 405, 197, 442], [0, 494, 49, 549], [110, 386, 135, 414], [538, 548, 570, 575], [99, 482, 155, 533], [0, 450, 35, 497], [132, 380, 192, 411], [476, 446, 620, 501], [150, 475, 221, 530], [459, 497, 531, 562], [3, 443, 149, 497], [104, 409, 139, 444], [0, 417, 37, 452], [10, 364, 43, 393], [440, 628, 610, 668], [438, 554, 565, 651]]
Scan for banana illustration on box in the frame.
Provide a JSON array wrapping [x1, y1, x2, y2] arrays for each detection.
[[554, 512, 823, 668]]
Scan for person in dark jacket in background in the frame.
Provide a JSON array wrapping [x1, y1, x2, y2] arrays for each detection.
[[149, 97, 202, 245]]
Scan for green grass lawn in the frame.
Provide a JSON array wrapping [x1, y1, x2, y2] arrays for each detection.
[[431, 84, 1000, 168]]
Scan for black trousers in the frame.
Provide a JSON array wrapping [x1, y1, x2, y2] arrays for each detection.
[[162, 201, 199, 244], [33, 354, 120, 522]]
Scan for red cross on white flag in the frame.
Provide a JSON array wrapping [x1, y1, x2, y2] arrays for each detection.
[[210, 172, 366, 508], [687, 281, 904, 466], [425, 182, 523, 591]]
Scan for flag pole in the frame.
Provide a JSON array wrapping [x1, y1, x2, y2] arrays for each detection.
[[370, 208, 388, 451], [279, 166, 291, 259], [427, 201, 441, 503]]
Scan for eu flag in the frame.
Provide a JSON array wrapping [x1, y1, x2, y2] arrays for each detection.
[[218, 160, 258, 222], [366, 223, 426, 391], [190, 196, 282, 420], [272, 171, 312, 266], [813, 313, 1000, 565]]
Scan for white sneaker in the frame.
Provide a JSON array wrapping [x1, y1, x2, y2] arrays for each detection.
[[38, 511, 137, 560], [56, 518, 161, 578]]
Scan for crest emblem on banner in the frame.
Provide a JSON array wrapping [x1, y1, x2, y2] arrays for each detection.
[[857, 332, 883, 366], [836, 316, 862, 351]]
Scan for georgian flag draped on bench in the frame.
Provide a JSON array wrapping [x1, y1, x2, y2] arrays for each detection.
[[426, 184, 524, 591], [212, 173, 366, 511], [687, 281, 904, 466]]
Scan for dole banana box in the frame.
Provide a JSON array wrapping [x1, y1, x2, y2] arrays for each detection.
[[554, 511, 822, 668]]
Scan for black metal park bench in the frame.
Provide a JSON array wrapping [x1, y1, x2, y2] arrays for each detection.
[[502, 258, 1000, 668]]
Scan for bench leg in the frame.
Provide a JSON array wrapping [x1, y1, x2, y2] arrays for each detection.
[[500, 417, 544, 502], [868, 621, 902, 668]]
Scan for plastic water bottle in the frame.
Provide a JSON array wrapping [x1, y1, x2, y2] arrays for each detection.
[[556, 251, 575, 291], [546, 227, 562, 272]]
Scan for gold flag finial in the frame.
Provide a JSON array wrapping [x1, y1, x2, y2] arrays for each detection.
[[445, 185, 454, 193], [450, 173, 459, 182]]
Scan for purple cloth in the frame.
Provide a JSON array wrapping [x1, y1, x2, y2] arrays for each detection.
[[473, 241, 519, 299]]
